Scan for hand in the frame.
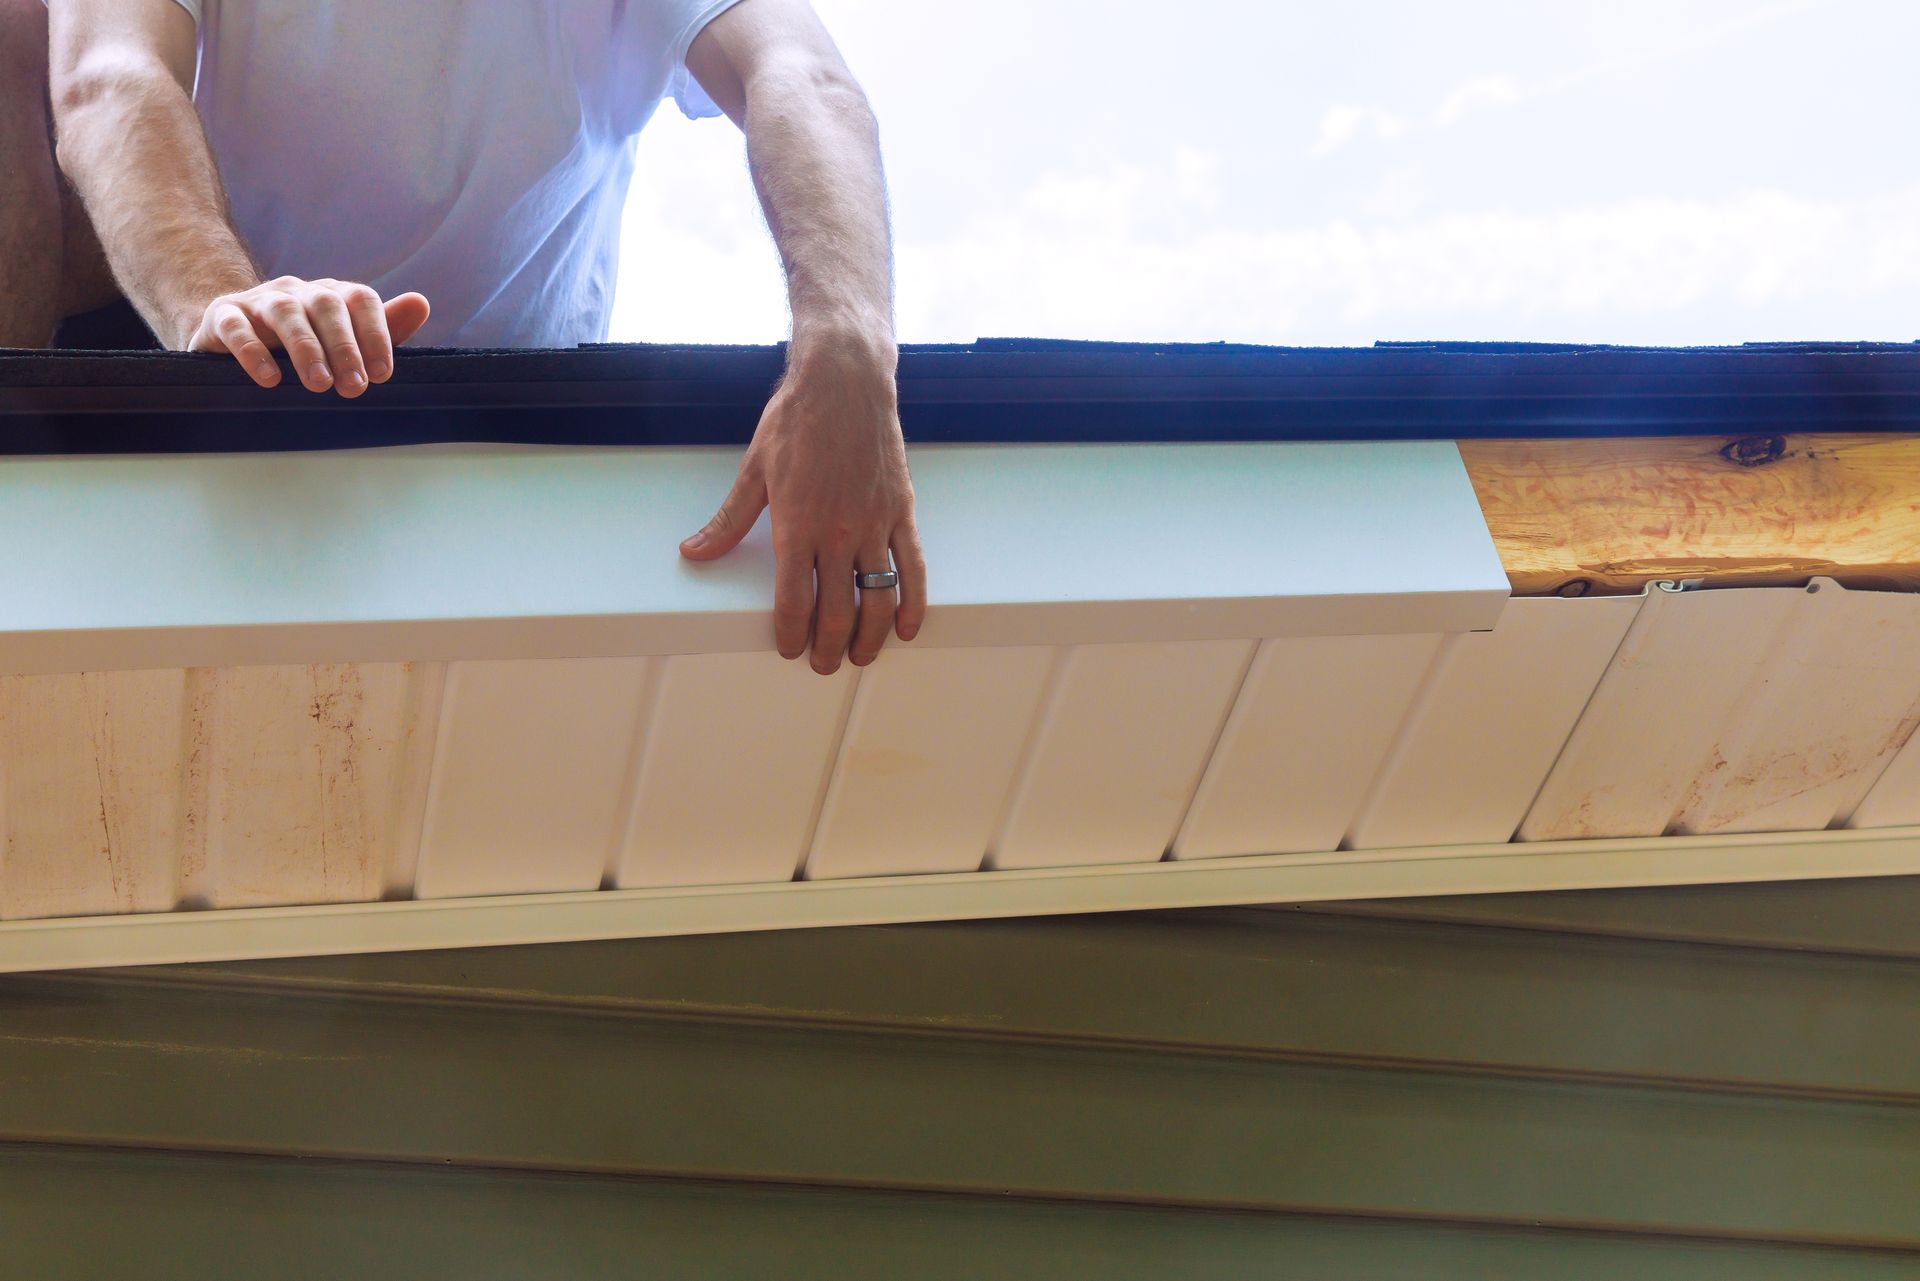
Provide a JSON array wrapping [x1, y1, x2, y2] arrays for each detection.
[[186, 277, 431, 397], [680, 345, 927, 673]]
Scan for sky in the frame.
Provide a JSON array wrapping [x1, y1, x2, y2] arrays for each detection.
[[609, 0, 1920, 347]]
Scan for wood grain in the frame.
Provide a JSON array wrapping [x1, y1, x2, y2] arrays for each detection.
[[0, 671, 187, 920], [1460, 433, 1920, 596]]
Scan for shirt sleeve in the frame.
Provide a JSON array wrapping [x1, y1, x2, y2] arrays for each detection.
[[664, 0, 750, 119], [41, 0, 197, 18]]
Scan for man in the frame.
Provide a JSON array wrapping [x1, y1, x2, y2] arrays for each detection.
[[1, 0, 925, 674]]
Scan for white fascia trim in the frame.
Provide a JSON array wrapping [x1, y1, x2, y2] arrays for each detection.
[[5, 826, 1919, 974]]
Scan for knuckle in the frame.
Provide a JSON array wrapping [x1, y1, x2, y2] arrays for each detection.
[[341, 284, 380, 309]]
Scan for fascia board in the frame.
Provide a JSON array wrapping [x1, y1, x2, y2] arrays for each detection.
[[0, 441, 1506, 674]]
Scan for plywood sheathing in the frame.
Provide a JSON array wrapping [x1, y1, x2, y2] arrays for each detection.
[[1460, 433, 1920, 596]]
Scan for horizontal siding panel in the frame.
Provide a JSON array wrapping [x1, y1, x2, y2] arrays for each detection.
[[3, 974, 1917, 1244], [1299, 875, 1920, 958], [1, 1146, 1909, 1281], [143, 909, 1920, 1098]]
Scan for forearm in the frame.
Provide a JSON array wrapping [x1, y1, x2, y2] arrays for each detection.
[[53, 64, 257, 347], [741, 59, 896, 374]]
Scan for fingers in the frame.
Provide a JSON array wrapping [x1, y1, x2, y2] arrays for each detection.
[[681, 465, 769, 561], [307, 288, 368, 397], [249, 290, 332, 393], [811, 555, 858, 675], [891, 519, 928, 643], [772, 542, 814, 661], [343, 284, 394, 384], [187, 279, 430, 396], [205, 302, 282, 388], [848, 547, 897, 667], [384, 292, 431, 346]]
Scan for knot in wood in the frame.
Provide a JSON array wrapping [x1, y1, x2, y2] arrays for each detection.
[[1720, 434, 1786, 467]]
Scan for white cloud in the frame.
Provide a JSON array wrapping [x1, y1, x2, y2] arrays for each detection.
[[1311, 73, 1520, 158], [1433, 75, 1522, 127], [886, 156, 1920, 345], [1312, 2, 1815, 157], [1312, 104, 1410, 156]]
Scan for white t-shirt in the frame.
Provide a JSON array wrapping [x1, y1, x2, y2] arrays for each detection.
[[172, 0, 745, 347]]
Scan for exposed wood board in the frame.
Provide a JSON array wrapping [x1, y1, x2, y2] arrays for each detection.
[[8, 1148, 1904, 1281], [4, 977, 1919, 1244], [0, 442, 1506, 675], [615, 651, 855, 888], [0, 670, 186, 920], [141, 910, 1920, 1100], [5, 826, 1920, 974], [805, 646, 1054, 880], [187, 663, 419, 909], [1344, 593, 1644, 850], [1172, 632, 1445, 859], [1460, 432, 1920, 596], [989, 640, 1254, 870], [412, 657, 653, 899]]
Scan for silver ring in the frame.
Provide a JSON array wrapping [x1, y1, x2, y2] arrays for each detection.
[[856, 569, 899, 590]]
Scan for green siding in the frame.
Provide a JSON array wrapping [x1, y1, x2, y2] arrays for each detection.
[[4, 878, 1920, 1276]]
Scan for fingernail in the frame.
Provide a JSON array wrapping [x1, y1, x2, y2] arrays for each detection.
[[308, 363, 332, 387], [368, 360, 390, 380], [683, 532, 707, 551], [341, 370, 366, 393], [257, 362, 280, 383]]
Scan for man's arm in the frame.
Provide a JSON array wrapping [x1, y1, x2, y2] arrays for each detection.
[[679, 0, 926, 673], [48, 0, 426, 393]]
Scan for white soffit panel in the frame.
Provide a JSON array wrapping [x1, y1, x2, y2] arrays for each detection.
[[615, 652, 855, 888], [413, 657, 653, 899], [805, 646, 1055, 880], [1171, 632, 1447, 860], [1850, 731, 1920, 830], [989, 639, 1256, 870], [1517, 579, 1920, 842], [1672, 581, 1920, 834], [1343, 592, 1645, 850], [0, 442, 1506, 674]]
